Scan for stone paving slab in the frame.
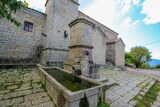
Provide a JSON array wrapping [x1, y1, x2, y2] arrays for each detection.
[[0, 67, 158, 107], [151, 92, 160, 107], [100, 69, 156, 107], [0, 68, 54, 107]]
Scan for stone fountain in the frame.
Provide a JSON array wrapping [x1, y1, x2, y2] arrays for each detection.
[[64, 18, 100, 79]]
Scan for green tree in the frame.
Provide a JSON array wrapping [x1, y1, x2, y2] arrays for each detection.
[[0, 0, 28, 26], [125, 46, 152, 68], [125, 52, 133, 63], [155, 64, 160, 69]]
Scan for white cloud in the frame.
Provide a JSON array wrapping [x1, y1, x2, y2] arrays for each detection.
[[123, 17, 132, 26], [141, 0, 160, 24], [152, 53, 160, 59], [123, 17, 139, 28], [150, 48, 160, 59], [81, 0, 117, 27], [133, 0, 140, 5], [25, 0, 46, 12], [121, 0, 132, 14], [115, 0, 141, 14]]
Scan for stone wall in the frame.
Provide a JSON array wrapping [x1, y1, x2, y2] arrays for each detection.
[[106, 38, 125, 68], [78, 11, 119, 65], [106, 43, 116, 65], [91, 29, 107, 65], [0, 0, 125, 66], [0, 8, 46, 63], [41, 0, 79, 65], [115, 39, 125, 68]]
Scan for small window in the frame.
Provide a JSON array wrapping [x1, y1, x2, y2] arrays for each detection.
[[24, 21, 33, 32]]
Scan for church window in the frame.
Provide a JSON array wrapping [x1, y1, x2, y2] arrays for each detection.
[[24, 21, 33, 32]]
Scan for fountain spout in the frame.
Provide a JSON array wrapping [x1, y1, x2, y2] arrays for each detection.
[[72, 65, 82, 76]]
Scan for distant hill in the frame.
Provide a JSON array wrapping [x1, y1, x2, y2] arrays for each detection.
[[148, 59, 160, 67]]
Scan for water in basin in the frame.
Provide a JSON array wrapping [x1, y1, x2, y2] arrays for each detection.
[[43, 68, 97, 92]]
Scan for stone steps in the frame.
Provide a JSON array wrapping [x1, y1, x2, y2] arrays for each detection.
[[94, 76, 108, 83], [94, 76, 117, 88], [128, 78, 156, 106], [104, 80, 117, 88]]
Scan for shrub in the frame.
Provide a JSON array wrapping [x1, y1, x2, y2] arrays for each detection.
[[141, 63, 150, 69], [125, 62, 136, 69], [155, 64, 160, 69]]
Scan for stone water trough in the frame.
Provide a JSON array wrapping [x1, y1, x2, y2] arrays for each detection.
[[38, 66, 106, 107]]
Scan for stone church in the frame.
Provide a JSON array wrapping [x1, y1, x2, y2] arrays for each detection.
[[0, 0, 125, 68]]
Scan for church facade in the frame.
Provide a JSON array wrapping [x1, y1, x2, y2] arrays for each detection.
[[0, 0, 125, 68]]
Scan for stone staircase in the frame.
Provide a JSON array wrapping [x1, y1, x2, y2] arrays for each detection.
[[95, 75, 117, 88]]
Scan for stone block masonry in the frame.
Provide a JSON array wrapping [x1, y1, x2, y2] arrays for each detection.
[[0, 8, 46, 63], [41, 0, 79, 65], [0, 0, 125, 68]]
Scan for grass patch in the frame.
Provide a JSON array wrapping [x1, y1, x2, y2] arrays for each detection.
[[134, 95, 142, 101], [9, 81, 23, 92], [136, 100, 150, 107], [145, 82, 160, 103], [48, 95, 53, 101], [41, 82, 45, 89], [0, 84, 8, 90], [135, 81, 160, 107], [30, 80, 33, 90], [41, 83, 47, 92], [34, 81, 41, 85], [0, 83, 3, 88], [97, 102, 110, 107], [145, 82, 150, 87]]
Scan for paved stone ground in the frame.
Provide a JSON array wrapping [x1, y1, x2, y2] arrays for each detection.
[[100, 69, 156, 107], [0, 68, 55, 107], [152, 92, 160, 107], [126, 68, 160, 81], [0, 67, 159, 107]]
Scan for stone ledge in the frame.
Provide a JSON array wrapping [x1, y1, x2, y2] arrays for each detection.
[[45, 0, 79, 6], [69, 45, 94, 49], [42, 48, 69, 51], [0, 63, 36, 66], [69, 18, 95, 28]]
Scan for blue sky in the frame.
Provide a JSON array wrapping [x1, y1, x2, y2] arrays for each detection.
[[25, 0, 160, 59]]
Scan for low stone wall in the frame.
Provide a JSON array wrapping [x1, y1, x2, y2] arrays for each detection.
[[38, 66, 106, 107]]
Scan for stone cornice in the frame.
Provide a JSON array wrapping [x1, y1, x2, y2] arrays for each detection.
[[69, 45, 94, 49], [42, 48, 69, 51], [96, 27, 108, 38], [45, 0, 79, 6], [45, 0, 49, 6], [106, 42, 116, 45], [69, 18, 95, 28], [70, 0, 80, 5]]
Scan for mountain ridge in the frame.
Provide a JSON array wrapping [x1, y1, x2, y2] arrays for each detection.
[[148, 59, 160, 67]]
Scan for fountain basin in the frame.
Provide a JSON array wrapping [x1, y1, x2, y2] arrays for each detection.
[[38, 67, 106, 107]]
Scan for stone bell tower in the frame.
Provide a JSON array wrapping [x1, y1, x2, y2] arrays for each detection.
[[41, 0, 79, 66]]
